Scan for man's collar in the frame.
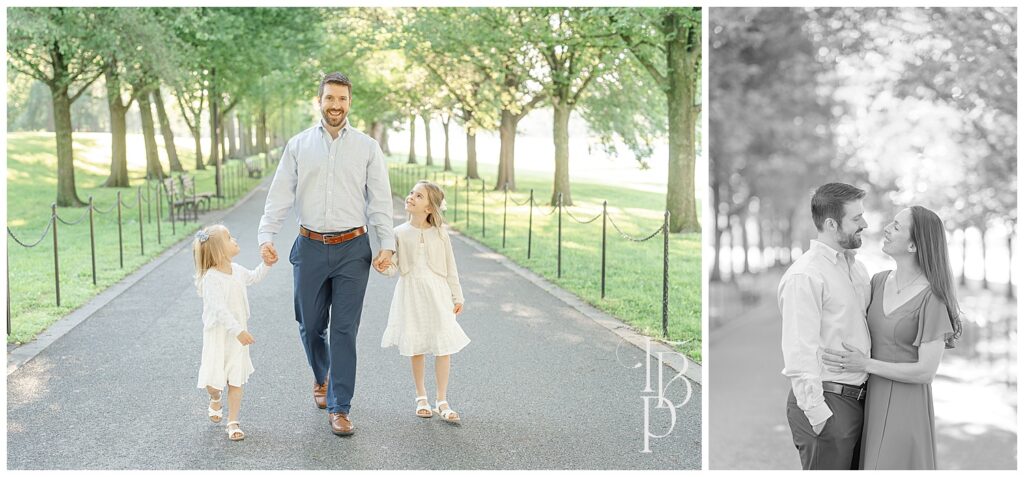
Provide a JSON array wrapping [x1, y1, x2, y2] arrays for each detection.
[[317, 118, 350, 138], [809, 239, 856, 264]]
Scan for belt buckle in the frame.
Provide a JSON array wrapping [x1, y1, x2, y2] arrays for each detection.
[[320, 233, 336, 244]]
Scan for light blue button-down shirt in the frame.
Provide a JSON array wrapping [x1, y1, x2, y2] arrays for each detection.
[[258, 120, 395, 252]]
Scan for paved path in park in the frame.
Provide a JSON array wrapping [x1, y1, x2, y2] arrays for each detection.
[[709, 274, 1016, 470], [7, 180, 700, 470]]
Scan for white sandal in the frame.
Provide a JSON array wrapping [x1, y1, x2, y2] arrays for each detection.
[[226, 421, 245, 441], [415, 395, 433, 418], [433, 400, 461, 424], [208, 394, 223, 423]]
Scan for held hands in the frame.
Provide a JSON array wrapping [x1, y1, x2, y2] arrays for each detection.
[[237, 330, 255, 346], [260, 243, 279, 266], [372, 249, 394, 273], [822, 342, 868, 373], [453, 303, 463, 315]]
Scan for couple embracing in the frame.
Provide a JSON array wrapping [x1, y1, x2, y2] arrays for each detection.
[[192, 72, 470, 441], [779, 183, 963, 470]]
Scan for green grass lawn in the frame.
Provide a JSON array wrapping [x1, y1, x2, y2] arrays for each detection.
[[6, 131, 701, 364], [6, 131, 277, 345], [387, 160, 702, 363]]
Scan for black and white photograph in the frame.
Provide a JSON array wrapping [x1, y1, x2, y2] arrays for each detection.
[[708, 7, 1016, 470]]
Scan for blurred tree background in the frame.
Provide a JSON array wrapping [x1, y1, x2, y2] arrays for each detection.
[[709, 7, 1016, 293], [7, 6, 701, 233]]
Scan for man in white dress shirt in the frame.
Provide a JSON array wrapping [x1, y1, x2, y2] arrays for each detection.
[[778, 183, 871, 469], [258, 72, 394, 436]]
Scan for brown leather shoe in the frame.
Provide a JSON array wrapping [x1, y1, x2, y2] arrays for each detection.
[[313, 378, 328, 409], [329, 412, 354, 436]]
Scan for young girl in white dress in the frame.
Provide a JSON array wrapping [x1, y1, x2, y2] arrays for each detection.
[[193, 224, 274, 440], [377, 180, 470, 424]]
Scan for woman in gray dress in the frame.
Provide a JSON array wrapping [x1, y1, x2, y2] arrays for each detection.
[[822, 206, 962, 469]]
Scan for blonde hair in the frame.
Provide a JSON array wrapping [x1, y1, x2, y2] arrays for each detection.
[[414, 180, 447, 228], [192, 224, 232, 292]]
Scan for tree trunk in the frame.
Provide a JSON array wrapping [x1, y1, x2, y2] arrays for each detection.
[[422, 112, 433, 166], [381, 127, 391, 155], [102, 66, 131, 188], [980, 225, 988, 290], [209, 73, 222, 196], [495, 109, 519, 191], [207, 99, 219, 167], [137, 92, 165, 180], [239, 115, 250, 157], [407, 114, 417, 164], [442, 115, 452, 171], [226, 111, 238, 158], [710, 180, 722, 282], [1007, 234, 1014, 299], [257, 106, 268, 155], [550, 99, 572, 206], [739, 210, 750, 274], [188, 125, 203, 170], [52, 87, 85, 207], [785, 209, 797, 264], [153, 87, 183, 172], [959, 229, 968, 286], [761, 215, 770, 268], [370, 121, 383, 144], [466, 128, 479, 180], [665, 13, 700, 233]]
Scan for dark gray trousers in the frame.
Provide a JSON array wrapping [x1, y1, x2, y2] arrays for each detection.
[[786, 388, 864, 470]]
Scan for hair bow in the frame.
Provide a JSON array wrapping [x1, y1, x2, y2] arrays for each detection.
[[195, 230, 210, 243], [439, 199, 448, 212]]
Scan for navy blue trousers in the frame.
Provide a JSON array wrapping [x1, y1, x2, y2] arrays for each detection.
[[289, 232, 371, 414]]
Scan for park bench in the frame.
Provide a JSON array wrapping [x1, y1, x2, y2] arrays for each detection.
[[178, 174, 214, 218], [161, 177, 199, 222], [244, 157, 263, 178]]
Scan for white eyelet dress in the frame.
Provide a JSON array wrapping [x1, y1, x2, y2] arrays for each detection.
[[381, 229, 470, 356], [196, 262, 269, 390]]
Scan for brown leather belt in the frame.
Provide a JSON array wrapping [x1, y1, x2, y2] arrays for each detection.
[[299, 225, 366, 245], [822, 381, 866, 401]]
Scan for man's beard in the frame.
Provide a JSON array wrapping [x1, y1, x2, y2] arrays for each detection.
[[321, 108, 345, 127], [837, 224, 863, 249]]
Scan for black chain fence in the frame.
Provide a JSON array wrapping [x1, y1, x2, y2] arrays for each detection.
[[6, 151, 280, 336], [389, 163, 674, 339]]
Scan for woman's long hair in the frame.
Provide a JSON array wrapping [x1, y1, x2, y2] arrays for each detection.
[[910, 206, 963, 348]]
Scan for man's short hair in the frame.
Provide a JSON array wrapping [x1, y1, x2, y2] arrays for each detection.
[[811, 183, 866, 231], [319, 72, 352, 98]]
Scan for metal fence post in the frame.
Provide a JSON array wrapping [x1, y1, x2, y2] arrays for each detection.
[[117, 191, 124, 269], [662, 210, 670, 338], [557, 192, 562, 278], [502, 182, 508, 248], [453, 176, 459, 222], [169, 179, 176, 235], [88, 196, 96, 286], [527, 189, 534, 259], [156, 181, 163, 244], [51, 204, 60, 307], [146, 181, 152, 224], [601, 201, 607, 299], [138, 186, 144, 255]]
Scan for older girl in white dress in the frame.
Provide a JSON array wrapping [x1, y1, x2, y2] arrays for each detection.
[[193, 224, 274, 441], [377, 180, 470, 424]]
